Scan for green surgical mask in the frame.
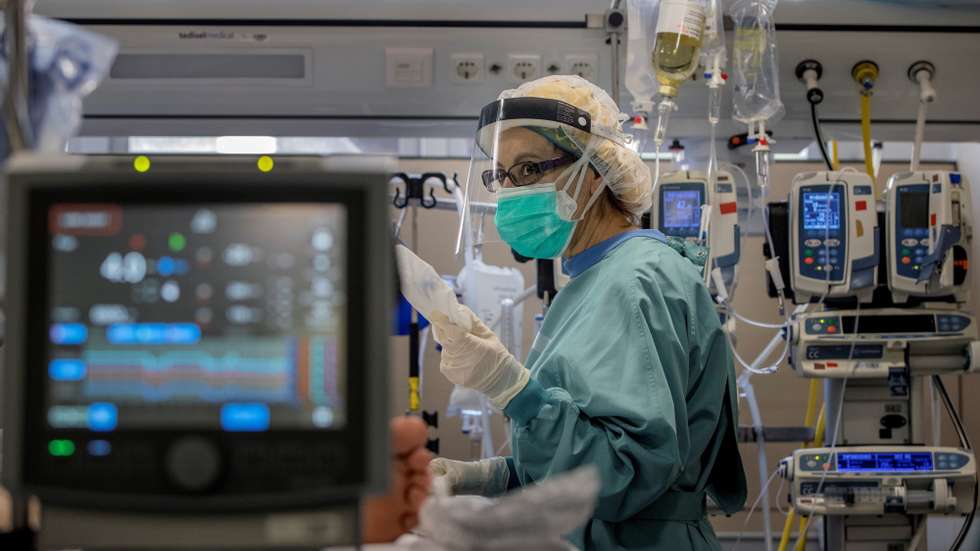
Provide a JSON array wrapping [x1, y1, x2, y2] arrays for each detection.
[[495, 183, 578, 259]]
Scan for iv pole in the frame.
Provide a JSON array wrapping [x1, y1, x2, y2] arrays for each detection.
[[4, 0, 33, 152], [2, 0, 32, 540]]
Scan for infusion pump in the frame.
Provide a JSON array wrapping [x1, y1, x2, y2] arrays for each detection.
[[782, 446, 976, 517], [886, 171, 971, 303], [790, 308, 980, 378], [789, 171, 879, 302], [653, 170, 739, 295]]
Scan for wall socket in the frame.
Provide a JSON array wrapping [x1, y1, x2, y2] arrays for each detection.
[[565, 54, 599, 82], [451, 53, 485, 83], [508, 54, 542, 83]]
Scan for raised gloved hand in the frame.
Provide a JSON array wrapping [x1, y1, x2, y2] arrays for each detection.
[[429, 306, 530, 410], [429, 457, 511, 497]]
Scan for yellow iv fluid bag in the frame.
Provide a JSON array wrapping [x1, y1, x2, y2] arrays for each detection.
[[652, 0, 706, 98]]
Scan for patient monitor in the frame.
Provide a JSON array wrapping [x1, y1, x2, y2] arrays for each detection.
[[2, 154, 393, 549]]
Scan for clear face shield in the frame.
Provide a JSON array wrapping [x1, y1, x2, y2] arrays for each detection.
[[455, 96, 631, 260]]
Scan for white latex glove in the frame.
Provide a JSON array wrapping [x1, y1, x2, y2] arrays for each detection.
[[429, 457, 511, 497], [429, 306, 530, 410]]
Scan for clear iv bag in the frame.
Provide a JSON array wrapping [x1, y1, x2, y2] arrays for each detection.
[[625, 0, 660, 113], [700, 0, 727, 71], [730, 0, 784, 124]]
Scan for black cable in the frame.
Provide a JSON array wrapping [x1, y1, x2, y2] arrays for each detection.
[[934, 376, 970, 450], [933, 376, 976, 551], [810, 102, 834, 171]]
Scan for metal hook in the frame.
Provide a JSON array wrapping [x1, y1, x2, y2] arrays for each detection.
[[390, 173, 410, 209], [418, 172, 448, 209]]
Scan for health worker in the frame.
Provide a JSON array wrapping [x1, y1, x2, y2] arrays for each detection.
[[429, 75, 747, 551]]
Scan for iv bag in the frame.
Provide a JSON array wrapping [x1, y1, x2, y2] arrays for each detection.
[[652, 0, 707, 98], [700, 0, 727, 72], [395, 245, 472, 331], [0, 16, 117, 160], [457, 259, 524, 360], [730, 0, 784, 124], [625, 0, 660, 113]]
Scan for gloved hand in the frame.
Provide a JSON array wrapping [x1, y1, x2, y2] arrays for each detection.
[[429, 306, 530, 410], [429, 457, 511, 497]]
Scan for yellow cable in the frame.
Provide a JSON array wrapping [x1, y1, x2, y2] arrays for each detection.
[[810, 406, 826, 449], [778, 508, 797, 551], [831, 139, 840, 171], [794, 515, 812, 551], [803, 380, 820, 429], [860, 94, 875, 181], [780, 383, 823, 551]]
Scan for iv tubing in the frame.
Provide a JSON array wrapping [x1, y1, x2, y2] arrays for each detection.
[[777, 382, 825, 551], [831, 139, 840, 170], [860, 94, 875, 180], [793, 348, 855, 550], [652, 99, 675, 191], [734, 468, 782, 551]]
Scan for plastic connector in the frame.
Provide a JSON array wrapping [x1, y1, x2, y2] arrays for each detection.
[[908, 61, 937, 104], [795, 59, 824, 105], [852, 60, 880, 96], [765, 258, 786, 293], [778, 457, 794, 481], [711, 267, 729, 303]]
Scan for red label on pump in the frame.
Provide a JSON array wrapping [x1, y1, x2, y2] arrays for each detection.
[[719, 202, 737, 215], [855, 200, 867, 211]]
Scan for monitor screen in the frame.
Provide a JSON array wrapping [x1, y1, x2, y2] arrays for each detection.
[[836, 452, 934, 472], [45, 203, 347, 432], [662, 189, 703, 230], [898, 188, 929, 230], [802, 190, 843, 231]]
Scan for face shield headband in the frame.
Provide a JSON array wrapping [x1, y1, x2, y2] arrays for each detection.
[[455, 97, 630, 256]]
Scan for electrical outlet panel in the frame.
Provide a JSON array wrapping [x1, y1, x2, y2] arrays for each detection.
[[451, 53, 485, 83], [565, 54, 599, 82], [508, 54, 541, 83]]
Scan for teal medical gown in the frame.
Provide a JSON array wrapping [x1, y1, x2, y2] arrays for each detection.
[[502, 230, 747, 550]]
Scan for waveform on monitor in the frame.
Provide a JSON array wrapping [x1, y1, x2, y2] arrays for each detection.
[[82, 350, 292, 403]]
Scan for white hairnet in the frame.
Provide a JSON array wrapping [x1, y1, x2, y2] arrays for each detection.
[[497, 75, 653, 224]]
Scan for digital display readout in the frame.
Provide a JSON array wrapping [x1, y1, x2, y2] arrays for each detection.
[[836, 452, 933, 472], [662, 190, 703, 230], [46, 203, 348, 432], [802, 190, 843, 231]]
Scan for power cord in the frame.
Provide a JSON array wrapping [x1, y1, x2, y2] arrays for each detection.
[[810, 102, 833, 171], [933, 375, 977, 551], [796, 60, 833, 171]]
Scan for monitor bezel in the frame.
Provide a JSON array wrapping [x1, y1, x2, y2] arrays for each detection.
[[3, 155, 391, 512]]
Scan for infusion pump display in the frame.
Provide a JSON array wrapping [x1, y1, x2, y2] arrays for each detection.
[[45, 203, 347, 433], [784, 446, 976, 516], [658, 182, 704, 239]]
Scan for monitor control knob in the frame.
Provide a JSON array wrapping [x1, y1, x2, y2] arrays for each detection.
[[165, 436, 222, 491]]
